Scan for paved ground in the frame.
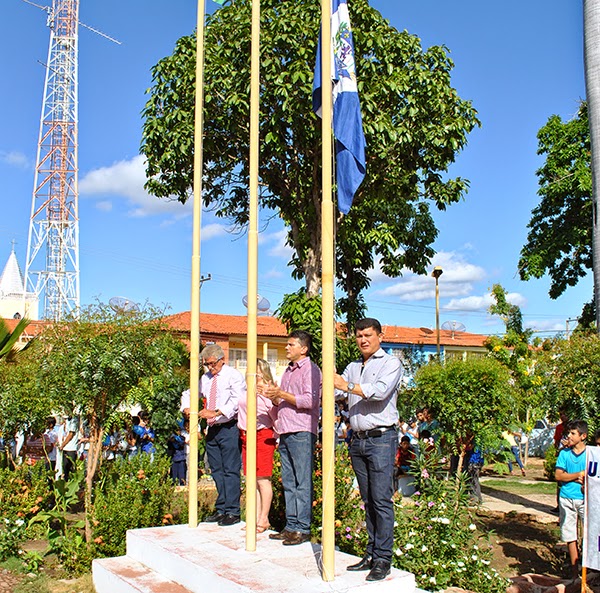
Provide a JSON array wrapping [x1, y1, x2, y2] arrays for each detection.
[[0, 568, 24, 593]]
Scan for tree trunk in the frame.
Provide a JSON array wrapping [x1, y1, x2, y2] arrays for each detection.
[[455, 450, 465, 477], [84, 424, 104, 543], [304, 247, 321, 298], [584, 0, 600, 333]]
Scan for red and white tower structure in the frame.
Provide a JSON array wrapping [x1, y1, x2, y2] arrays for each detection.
[[25, 0, 80, 321]]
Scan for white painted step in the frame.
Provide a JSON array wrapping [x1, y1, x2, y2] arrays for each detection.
[[93, 555, 191, 593], [94, 523, 416, 593]]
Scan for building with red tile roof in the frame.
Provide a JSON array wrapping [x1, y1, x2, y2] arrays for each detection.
[[3, 312, 490, 372], [161, 312, 489, 374]]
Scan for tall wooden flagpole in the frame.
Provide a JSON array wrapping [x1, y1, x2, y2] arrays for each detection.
[[320, 0, 336, 581], [188, 0, 207, 527], [245, 0, 261, 552]]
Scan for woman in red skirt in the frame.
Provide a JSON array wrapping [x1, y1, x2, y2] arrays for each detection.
[[238, 358, 278, 532]]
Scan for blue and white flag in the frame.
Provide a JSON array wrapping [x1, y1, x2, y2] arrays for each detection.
[[313, 0, 366, 215]]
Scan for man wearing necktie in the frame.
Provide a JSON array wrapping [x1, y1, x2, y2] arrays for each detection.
[[200, 344, 245, 526]]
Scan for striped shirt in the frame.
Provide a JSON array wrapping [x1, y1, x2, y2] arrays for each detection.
[[338, 348, 402, 432]]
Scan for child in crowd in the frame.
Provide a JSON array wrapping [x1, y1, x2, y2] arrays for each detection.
[[502, 429, 526, 477], [168, 414, 188, 486], [555, 420, 588, 581], [395, 435, 416, 476], [137, 410, 156, 458]]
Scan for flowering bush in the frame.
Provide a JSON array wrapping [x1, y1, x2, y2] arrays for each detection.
[[0, 517, 26, 560], [392, 446, 508, 593], [0, 462, 52, 524], [312, 444, 366, 548], [91, 454, 176, 560], [269, 443, 366, 549]]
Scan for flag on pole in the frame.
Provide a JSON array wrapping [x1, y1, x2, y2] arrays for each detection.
[[313, 0, 366, 215]]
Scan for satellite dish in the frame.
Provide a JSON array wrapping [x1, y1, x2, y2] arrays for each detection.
[[109, 296, 140, 314], [242, 294, 271, 312], [441, 320, 466, 338], [419, 327, 434, 335]]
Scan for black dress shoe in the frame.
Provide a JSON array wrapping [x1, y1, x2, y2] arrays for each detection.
[[218, 513, 241, 526], [282, 531, 311, 546], [204, 511, 224, 523], [346, 555, 373, 571], [269, 529, 291, 540], [366, 560, 391, 582]]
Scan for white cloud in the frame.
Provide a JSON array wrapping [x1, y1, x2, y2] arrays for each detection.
[[0, 150, 29, 169], [372, 250, 486, 301], [95, 201, 113, 212], [525, 318, 565, 333], [265, 229, 294, 260], [201, 223, 228, 241], [79, 155, 192, 218], [446, 291, 526, 312], [445, 294, 493, 312]]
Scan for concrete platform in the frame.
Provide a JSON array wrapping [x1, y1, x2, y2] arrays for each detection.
[[93, 523, 416, 593]]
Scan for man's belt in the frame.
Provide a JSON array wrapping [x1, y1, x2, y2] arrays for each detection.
[[209, 418, 237, 429], [353, 425, 396, 439]]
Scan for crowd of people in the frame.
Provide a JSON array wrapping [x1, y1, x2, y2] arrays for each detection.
[[11, 409, 161, 480]]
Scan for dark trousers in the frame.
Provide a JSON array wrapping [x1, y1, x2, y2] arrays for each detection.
[[63, 451, 77, 481], [350, 428, 397, 563], [205, 421, 241, 516]]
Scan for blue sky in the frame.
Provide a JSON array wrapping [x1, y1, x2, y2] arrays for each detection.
[[0, 0, 590, 336]]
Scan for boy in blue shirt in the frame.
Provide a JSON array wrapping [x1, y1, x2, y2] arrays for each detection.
[[555, 420, 588, 581]]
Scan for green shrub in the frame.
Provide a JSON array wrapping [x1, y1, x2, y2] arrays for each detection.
[[90, 454, 175, 558], [47, 527, 91, 576], [0, 517, 26, 560], [544, 444, 558, 481], [312, 444, 365, 548], [0, 463, 52, 524], [392, 447, 509, 593]]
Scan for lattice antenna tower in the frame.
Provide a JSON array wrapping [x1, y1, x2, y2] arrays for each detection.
[[23, 0, 80, 321], [23, 0, 119, 321]]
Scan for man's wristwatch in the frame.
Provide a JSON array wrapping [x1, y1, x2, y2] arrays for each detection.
[[347, 382, 355, 393]]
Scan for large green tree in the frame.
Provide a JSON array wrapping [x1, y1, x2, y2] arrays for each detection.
[[141, 0, 479, 325], [536, 334, 600, 434], [414, 357, 515, 473], [35, 304, 188, 542], [518, 102, 593, 316]]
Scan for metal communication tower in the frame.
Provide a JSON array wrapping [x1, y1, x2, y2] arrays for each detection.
[[24, 0, 80, 321]]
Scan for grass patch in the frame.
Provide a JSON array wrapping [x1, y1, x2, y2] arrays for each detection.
[[481, 478, 556, 495]]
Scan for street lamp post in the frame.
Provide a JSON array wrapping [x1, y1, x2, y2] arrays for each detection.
[[431, 267, 443, 357]]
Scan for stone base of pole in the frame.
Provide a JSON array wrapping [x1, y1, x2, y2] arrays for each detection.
[[93, 523, 416, 593]]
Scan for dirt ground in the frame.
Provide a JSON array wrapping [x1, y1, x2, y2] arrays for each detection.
[[476, 457, 568, 581]]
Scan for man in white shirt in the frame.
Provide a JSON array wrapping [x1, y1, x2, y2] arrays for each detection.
[[199, 344, 244, 527]]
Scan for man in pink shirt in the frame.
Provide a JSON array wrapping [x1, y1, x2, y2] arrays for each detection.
[[264, 330, 321, 546]]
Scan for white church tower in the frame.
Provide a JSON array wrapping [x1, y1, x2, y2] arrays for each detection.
[[0, 245, 39, 320]]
